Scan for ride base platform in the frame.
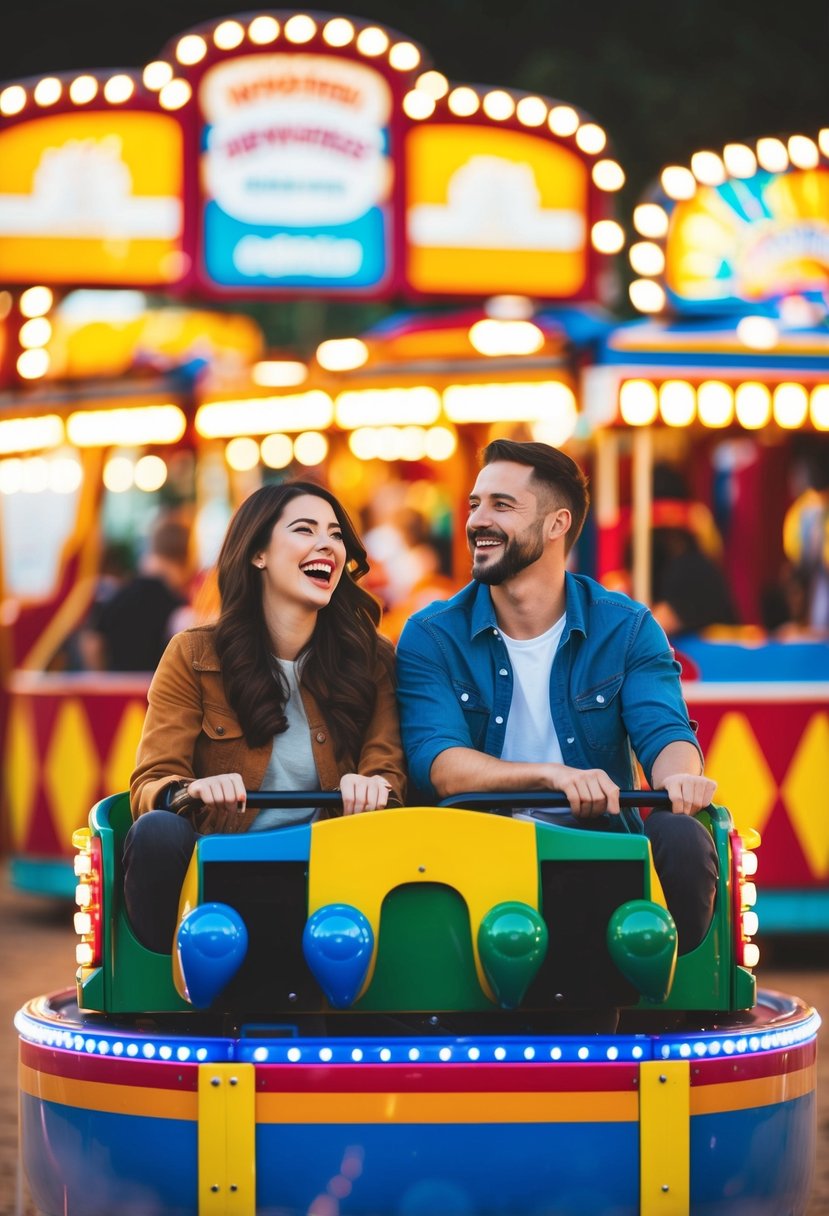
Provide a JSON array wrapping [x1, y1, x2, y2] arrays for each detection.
[[17, 987, 818, 1216]]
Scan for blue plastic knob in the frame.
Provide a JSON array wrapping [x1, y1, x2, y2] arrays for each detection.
[[303, 904, 374, 1009], [176, 902, 248, 1008]]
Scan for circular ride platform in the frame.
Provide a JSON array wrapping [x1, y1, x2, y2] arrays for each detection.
[[17, 988, 818, 1216]]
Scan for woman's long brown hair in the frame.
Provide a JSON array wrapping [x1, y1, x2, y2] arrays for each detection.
[[214, 481, 385, 760]]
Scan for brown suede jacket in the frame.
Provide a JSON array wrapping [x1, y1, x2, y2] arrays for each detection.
[[130, 624, 407, 833]]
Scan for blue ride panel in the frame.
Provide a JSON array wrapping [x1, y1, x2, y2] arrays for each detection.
[[20, 1095, 197, 1216], [198, 821, 312, 863], [254, 1121, 641, 1216], [689, 1095, 816, 1216]]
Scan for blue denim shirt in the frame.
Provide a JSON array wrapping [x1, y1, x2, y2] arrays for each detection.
[[396, 572, 701, 833]]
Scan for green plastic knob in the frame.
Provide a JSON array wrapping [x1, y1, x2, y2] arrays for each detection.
[[607, 900, 677, 1002], [478, 901, 549, 1009]]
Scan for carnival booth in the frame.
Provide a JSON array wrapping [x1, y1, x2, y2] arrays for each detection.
[[589, 129, 829, 931], [17, 788, 820, 1216], [0, 13, 623, 892]]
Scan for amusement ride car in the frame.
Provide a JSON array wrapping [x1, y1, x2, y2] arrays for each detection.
[[17, 790, 819, 1215]]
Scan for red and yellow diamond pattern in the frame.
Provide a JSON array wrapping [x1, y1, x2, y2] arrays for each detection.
[[692, 699, 829, 885], [3, 684, 828, 891], [4, 682, 149, 857]]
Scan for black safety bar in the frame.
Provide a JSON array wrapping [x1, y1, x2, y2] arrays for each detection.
[[242, 790, 675, 812], [243, 791, 345, 809], [437, 790, 674, 812]]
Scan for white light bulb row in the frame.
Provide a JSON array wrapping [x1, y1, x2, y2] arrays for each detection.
[[739, 845, 760, 968], [0, 71, 194, 115], [618, 379, 829, 431], [163, 16, 422, 72], [0, 18, 427, 118], [225, 430, 328, 472], [15, 286, 54, 382], [73, 835, 99, 969], [659, 134, 828, 200], [401, 83, 623, 196]]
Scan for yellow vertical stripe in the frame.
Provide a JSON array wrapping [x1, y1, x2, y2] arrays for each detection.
[[639, 1061, 690, 1216], [198, 1064, 255, 1215], [173, 851, 201, 999]]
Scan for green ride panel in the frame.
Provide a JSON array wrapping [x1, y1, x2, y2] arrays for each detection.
[[354, 882, 492, 1011]]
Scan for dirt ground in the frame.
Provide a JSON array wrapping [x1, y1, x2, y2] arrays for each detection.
[[1, 872, 827, 1215]]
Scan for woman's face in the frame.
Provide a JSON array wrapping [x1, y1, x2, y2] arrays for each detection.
[[252, 494, 347, 612]]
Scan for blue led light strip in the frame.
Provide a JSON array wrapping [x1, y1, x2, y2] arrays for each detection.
[[15, 1008, 821, 1067]]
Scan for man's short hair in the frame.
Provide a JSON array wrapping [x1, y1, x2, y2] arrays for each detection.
[[482, 438, 590, 553], [150, 518, 191, 567]]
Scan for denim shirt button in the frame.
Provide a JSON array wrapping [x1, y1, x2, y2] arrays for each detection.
[[492, 629, 499, 637], [495, 716, 504, 725], [567, 737, 575, 744], [460, 693, 469, 702], [596, 695, 605, 704], [499, 668, 508, 676]]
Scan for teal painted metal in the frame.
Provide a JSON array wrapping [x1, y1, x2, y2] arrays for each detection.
[[756, 889, 829, 934], [9, 857, 75, 899]]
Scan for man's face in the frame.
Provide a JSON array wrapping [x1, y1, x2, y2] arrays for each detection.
[[467, 461, 552, 585]]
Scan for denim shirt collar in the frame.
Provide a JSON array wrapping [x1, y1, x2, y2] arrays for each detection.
[[469, 571, 589, 642], [470, 583, 499, 638], [561, 571, 588, 643]]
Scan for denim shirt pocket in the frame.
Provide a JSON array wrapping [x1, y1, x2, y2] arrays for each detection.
[[573, 675, 624, 752], [452, 680, 491, 751]]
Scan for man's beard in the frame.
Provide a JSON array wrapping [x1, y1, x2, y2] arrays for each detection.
[[468, 520, 546, 585]]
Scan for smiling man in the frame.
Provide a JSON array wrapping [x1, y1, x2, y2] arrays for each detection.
[[396, 438, 718, 956]]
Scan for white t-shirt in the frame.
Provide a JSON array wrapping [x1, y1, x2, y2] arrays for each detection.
[[251, 657, 320, 831], [500, 615, 566, 766]]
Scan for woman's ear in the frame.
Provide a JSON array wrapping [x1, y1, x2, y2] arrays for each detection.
[[251, 553, 265, 569]]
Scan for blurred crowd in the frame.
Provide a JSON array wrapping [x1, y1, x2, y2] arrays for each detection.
[[53, 442, 829, 677]]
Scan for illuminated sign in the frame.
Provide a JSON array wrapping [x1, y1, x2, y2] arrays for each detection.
[[406, 125, 588, 296], [0, 112, 184, 285], [666, 169, 829, 306], [199, 54, 393, 291], [0, 16, 619, 303], [630, 135, 829, 315]]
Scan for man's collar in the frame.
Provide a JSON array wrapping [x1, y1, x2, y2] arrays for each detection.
[[469, 573, 588, 640], [562, 571, 587, 641], [470, 582, 499, 638]]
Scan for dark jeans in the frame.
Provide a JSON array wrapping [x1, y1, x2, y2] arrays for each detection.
[[123, 807, 717, 958], [643, 811, 718, 953], [123, 811, 200, 953]]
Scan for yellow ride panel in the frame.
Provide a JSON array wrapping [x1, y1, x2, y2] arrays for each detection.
[[308, 807, 539, 998]]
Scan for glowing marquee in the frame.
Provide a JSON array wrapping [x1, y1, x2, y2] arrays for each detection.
[[629, 132, 829, 314], [407, 124, 588, 296], [0, 110, 183, 286], [667, 168, 829, 306], [0, 14, 622, 302], [199, 54, 394, 290]]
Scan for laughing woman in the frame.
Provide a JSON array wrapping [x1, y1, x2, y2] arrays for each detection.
[[124, 481, 407, 953]]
